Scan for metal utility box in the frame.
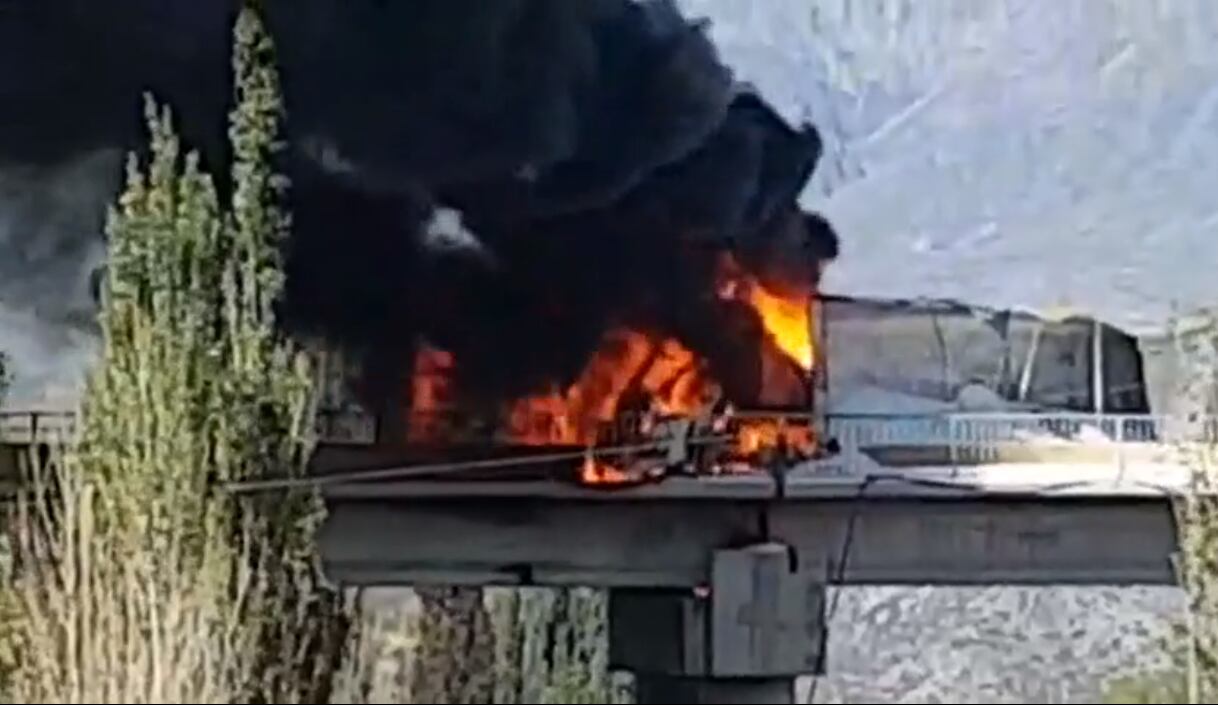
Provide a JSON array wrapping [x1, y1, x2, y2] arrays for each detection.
[[609, 543, 826, 679]]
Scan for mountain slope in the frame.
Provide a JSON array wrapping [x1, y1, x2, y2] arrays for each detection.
[[682, 0, 1218, 336], [814, 586, 1183, 703]]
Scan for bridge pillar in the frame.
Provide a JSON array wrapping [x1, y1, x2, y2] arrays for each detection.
[[610, 543, 827, 705]]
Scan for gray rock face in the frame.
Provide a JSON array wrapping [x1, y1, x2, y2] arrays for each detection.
[[810, 586, 1185, 703], [680, 0, 1218, 338]]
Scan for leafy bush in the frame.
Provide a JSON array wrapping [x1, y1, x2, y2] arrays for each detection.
[[1103, 668, 1187, 704], [0, 8, 349, 703]]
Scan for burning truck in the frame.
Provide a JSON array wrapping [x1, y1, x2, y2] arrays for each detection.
[[0, 0, 840, 485]]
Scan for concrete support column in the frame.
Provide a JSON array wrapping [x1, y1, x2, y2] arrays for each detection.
[[609, 543, 826, 705]]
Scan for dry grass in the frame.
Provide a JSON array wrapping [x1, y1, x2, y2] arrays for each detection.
[[0, 438, 353, 704], [327, 587, 632, 704], [3, 445, 247, 703], [328, 591, 422, 704]]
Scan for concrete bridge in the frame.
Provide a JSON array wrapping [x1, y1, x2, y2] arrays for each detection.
[[317, 411, 1191, 589], [0, 409, 1198, 703], [311, 411, 1194, 703]]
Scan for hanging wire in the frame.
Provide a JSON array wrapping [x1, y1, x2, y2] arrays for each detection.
[[222, 435, 734, 494]]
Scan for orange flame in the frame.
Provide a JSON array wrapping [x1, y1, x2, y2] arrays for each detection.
[[746, 285, 813, 371], [402, 254, 822, 484], [716, 255, 814, 372], [507, 328, 719, 446], [734, 416, 815, 459], [407, 344, 455, 443], [502, 329, 722, 485], [580, 451, 633, 485]]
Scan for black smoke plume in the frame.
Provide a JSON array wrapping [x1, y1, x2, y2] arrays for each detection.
[[0, 0, 838, 426]]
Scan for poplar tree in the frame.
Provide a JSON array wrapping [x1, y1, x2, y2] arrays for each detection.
[[2, 7, 348, 703], [1103, 315, 1218, 704], [1164, 315, 1218, 704]]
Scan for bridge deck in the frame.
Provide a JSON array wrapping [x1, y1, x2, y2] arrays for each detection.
[[1, 409, 1194, 588], [319, 458, 1184, 589]]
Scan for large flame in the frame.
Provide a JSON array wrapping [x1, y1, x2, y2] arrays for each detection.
[[507, 329, 720, 446], [745, 284, 813, 371], [715, 254, 815, 371], [402, 255, 820, 484]]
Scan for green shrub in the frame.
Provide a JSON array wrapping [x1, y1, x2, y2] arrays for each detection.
[[0, 8, 349, 703]]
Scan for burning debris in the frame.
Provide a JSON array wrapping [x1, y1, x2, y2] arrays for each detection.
[[0, 0, 840, 483]]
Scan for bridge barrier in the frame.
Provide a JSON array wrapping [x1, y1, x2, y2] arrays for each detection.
[[826, 412, 1218, 475], [5, 408, 1217, 482]]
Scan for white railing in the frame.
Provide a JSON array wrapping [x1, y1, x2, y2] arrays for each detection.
[[0, 410, 77, 445], [6, 408, 1209, 476], [827, 412, 1214, 470], [0, 408, 377, 447]]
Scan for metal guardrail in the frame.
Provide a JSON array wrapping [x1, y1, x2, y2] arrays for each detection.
[[0, 411, 76, 445], [830, 412, 1176, 446], [827, 412, 1215, 469], [0, 408, 377, 447], [5, 408, 1208, 477]]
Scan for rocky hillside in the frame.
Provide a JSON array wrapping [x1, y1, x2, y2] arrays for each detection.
[[811, 586, 1184, 703], [681, 0, 1218, 338]]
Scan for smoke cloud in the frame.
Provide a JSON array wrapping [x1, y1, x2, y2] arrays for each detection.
[[0, 150, 119, 405], [0, 0, 838, 420]]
